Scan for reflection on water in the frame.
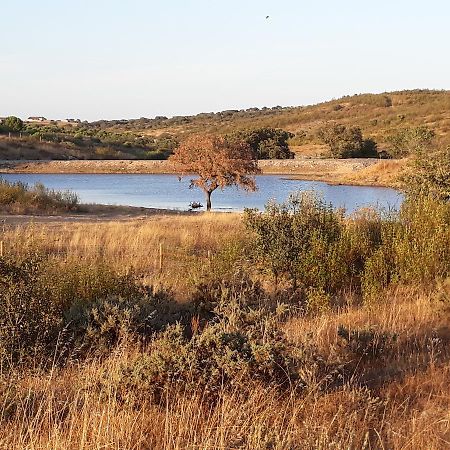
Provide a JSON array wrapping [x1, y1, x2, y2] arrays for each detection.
[[0, 174, 403, 214]]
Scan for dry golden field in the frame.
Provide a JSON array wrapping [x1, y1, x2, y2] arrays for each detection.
[[0, 211, 449, 449]]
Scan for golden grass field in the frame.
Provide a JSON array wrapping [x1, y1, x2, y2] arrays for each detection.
[[0, 213, 449, 449]]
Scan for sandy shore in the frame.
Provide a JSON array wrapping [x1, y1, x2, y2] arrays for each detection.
[[0, 158, 403, 187]]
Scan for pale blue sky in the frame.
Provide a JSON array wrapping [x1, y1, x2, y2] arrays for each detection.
[[1, 0, 449, 121]]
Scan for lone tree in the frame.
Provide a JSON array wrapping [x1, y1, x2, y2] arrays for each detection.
[[0, 116, 24, 133], [169, 134, 260, 211]]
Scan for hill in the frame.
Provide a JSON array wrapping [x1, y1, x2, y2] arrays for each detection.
[[82, 89, 450, 158], [0, 90, 449, 162]]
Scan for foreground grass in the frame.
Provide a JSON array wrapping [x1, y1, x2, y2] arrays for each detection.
[[1, 213, 241, 296], [0, 293, 448, 449], [0, 207, 449, 449]]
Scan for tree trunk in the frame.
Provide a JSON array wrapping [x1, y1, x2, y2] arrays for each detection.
[[205, 190, 212, 211]]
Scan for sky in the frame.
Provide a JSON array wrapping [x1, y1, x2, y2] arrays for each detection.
[[1, 0, 450, 121]]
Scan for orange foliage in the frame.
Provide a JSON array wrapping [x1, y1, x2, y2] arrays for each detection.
[[169, 134, 260, 210]]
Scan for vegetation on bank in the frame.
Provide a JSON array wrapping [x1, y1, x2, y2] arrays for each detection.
[[0, 178, 449, 446], [0, 179, 80, 214]]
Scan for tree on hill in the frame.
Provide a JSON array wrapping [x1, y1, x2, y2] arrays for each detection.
[[318, 124, 378, 158], [386, 126, 435, 158], [1, 116, 24, 133], [169, 134, 260, 211], [227, 127, 294, 159]]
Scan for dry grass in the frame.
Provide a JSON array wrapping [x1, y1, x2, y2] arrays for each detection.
[[0, 214, 449, 449], [0, 291, 448, 449], [342, 159, 408, 187], [2, 214, 243, 296]]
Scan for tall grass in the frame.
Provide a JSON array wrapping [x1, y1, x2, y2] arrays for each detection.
[[0, 199, 449, 449], [0, 294, 448, 449], [0, 180, 80, 214]]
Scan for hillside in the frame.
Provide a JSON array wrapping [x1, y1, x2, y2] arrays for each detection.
[[1, 89, 449, 161], [84, 89, 450, 158]]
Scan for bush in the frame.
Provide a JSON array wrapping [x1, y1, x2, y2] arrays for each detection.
[[318, 124, 378, 158], [0, 256, 63, 366], [386, 126, 435, 158], [0, 116, 24, 133], [338, 325, 394, 359], [0, 255, 190, 366], [227, 127, 295, 159], [244, 192, 344, 292], [104, 275, 325, 404], [63, 290, 188, 357], [0, 180, 79, 213], [401, 146, 450, 201]]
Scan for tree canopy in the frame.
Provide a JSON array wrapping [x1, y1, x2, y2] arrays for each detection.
[[169, 134, 260, 211], [227, 127, 294, 159], [318, 123, 378, 158], [1, 116, 24, 133]]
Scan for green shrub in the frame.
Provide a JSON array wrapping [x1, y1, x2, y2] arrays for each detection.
[[63, 292, 185, 357], [226, 127, 294, 159], [318, 124, 378, 158], [386, 126, 435, 158], [337, 325, 394, 360], [105, 288, 321, 404], [0, 257, 63, 366], [244, 192, 345, 291], [0, 255, 189, 366], [401, 147, 450, 201], [0, 180, 79, 213]]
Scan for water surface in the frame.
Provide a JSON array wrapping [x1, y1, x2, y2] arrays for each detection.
[[0, 174, 403, 213]]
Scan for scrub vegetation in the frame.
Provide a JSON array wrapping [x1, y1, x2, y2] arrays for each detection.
[[1, 89, 449, 161], [0, 179, 449, 448], [0, 179, 80, 214]]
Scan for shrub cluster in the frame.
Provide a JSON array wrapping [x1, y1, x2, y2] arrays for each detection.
[[0, 180, 80, 213], [0, 257, 188, 367], [227, 127, 295, 159], [244, 192, 450, 310], [318, 123, 378, 158], [103, 275, 329, 404]]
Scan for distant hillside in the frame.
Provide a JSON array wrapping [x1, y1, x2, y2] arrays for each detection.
[[1, 90, 449, 160], [82, 89, 450, 157]]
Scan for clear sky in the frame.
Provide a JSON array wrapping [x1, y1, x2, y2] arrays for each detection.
[[1, 0, 449, 121]]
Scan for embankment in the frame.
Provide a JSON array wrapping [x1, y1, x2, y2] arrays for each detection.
[[0, 158, 406, 187]]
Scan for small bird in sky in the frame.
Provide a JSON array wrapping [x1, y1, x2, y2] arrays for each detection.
[[266, 15, 270, 19]]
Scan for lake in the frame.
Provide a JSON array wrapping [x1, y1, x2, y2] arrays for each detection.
[[0, 173, 403, 213]]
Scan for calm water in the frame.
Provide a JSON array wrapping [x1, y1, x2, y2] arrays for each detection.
[[0, 174, 403, 213]]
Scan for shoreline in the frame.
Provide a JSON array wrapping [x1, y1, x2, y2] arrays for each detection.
[[0, 158, 405, 188], [0, 203, 199, 225]]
